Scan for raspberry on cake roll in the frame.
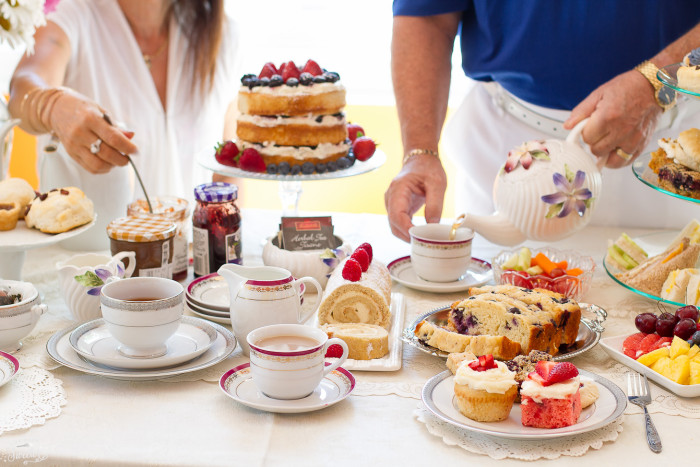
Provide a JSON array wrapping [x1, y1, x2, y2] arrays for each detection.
[[318, 244, 392, 329], [520, 361, 582, 429]]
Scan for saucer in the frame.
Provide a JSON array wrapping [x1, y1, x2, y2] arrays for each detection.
[[185, 303, 231, 325], [219, 363, 355, 413], [387, 256, 492, 293], [47, 317, 236, 380], [68, 316, 218, 370], [187, 273, 229, 311], [185, 297, 230, 318], [0, 350, 19, 388]]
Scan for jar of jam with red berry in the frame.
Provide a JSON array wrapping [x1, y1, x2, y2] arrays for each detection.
[[192, 182, 242, 277]]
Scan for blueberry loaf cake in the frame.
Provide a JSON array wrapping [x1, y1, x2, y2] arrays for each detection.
[[415, 320, 522, 360]]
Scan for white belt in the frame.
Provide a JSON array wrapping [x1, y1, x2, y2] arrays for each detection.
[[484, 81, 678, 138]]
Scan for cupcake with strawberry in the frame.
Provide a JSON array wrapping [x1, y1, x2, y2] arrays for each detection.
[[453, 354, 518, 422], [520, 361, 582, 428]]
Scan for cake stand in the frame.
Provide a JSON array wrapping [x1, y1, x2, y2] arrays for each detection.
[[197, 149, 386, 214], [0, 219, 96, 280], [657, 63, 700, 99]]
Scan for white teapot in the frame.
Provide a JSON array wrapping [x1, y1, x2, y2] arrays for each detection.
[[459, 119, 603, 246]]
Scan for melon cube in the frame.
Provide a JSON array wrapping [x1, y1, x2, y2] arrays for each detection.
[[670, 355, 691, 385], [636, 347, 669, 367], [669, 336, 690, 359]]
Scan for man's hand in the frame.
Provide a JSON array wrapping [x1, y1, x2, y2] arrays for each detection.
[[384, 155, 447, 242], [565, 69, 661, 168]]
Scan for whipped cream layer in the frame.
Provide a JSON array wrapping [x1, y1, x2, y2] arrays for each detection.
[[240, 141, 350, 161], [237, 113, 346, 128], [239, 82, 345, 97], [454, 360, 517, 394], [520, 376, 580, 403]]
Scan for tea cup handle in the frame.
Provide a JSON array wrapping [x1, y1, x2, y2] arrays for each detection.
[[295, 276, 323, 324], [112, 251, 136, 278], [31, 304, 48, 318], [322, 338, 349, 376], [564, 117, 607, 171]]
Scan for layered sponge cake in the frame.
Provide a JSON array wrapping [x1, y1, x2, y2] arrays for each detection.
[[237, 60, 351, 171]]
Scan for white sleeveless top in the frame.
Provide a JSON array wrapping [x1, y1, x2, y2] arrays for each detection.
[[39, 0, 238, 250]]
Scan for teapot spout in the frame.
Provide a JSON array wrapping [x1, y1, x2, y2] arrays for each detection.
[[460, 212, 527, 246]]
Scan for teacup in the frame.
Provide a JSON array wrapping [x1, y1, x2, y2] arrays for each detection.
[[0, 280, 47, 353], [247, 324, 349, 400], [409, 224, 474, 282], [100, 277, 184, 358]]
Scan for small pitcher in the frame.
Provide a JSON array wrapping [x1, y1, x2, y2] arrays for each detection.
[[218, 264, 323, 356], [56, 251, 136, 321]]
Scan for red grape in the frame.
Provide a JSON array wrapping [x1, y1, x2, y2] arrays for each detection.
[[674, 318, 697, 340], [634, 313, 658, 334], [675, 305, 700, 322]]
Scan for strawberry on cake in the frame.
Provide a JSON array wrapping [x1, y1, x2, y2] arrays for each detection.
[[520, 361, 582, 428], [453, 354, 518, 422]]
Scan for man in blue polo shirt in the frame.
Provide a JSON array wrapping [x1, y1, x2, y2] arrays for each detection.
[[385, 0, 700, 242]]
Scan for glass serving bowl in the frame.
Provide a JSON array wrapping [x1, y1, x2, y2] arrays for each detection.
[[492, 247, 595, 301]]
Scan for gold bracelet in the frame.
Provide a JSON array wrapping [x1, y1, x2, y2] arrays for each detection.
[[402, 148, 439, 165]]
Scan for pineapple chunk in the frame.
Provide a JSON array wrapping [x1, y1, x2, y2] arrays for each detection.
[[651, 356, 672, 378], [692, 353, 700, 364], [688, 345, 700, 359], [670, 355, 691, 385], [690, 362, 700, 385], [669, 336, 691, 359], [637, 347, 670, 367]]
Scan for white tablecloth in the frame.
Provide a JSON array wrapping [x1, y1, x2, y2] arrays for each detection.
[[0, 208, 698, 466]]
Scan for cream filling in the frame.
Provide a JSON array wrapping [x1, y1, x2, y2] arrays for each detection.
[[454, 360, 517, 394], [237, 113, 346, 128], [520, 376, 580, 403], [327, 298, 372, 323], [240, 141, 349, 160], [239, 82, 344, 96]]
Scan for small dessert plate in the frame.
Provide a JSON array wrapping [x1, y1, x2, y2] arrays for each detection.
[[0, 350, 19, 388], [422, 369, 625, 439], [387, 256, 492, 293], [219, 363, 355, 414], [69, 316, 218, 370], [187, 273, 305, 311], [185, 298, 230, 318], [185, 303, 231, 325]]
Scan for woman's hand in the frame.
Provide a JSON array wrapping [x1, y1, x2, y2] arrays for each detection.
[[565, 69, 661, 168], [384, 154, 447, 242], [49, 91, 137, 173]]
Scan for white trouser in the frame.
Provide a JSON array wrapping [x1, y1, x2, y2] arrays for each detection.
[[443, 81, 700, 229]]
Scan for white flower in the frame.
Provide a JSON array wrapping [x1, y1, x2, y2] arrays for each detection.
[[0, 0, 46, 54]]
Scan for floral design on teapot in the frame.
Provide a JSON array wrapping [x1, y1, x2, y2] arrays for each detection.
[[74, 265, 126, 296], [541, 164, 594, 219], [504, 140, 550, 173]]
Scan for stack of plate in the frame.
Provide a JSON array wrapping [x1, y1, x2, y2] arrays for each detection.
[[186, 273, 231, 324]]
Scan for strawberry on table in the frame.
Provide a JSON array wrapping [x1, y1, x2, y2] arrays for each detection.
[[352, 136, 376, 162], [238, 148, 266, 173], [215, 140, 239, 167], [347, 123, 365, 142]]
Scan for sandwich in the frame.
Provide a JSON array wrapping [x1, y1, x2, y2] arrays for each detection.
[[686, 274, 700, 306], [660, 268, 699, 303], [606, 233, 648, 271]]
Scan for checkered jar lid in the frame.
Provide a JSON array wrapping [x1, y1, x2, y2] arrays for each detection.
[[194, 182, 238, 203], [106, 215, 177, 242]]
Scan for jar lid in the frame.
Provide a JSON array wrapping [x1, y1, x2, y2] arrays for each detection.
[[106, 215, 177, 242], [128, 196, 190, 222], [194, 182, 238, 202]]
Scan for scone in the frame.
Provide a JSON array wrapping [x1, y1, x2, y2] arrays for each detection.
[[579, 376, 600, 409], [453, 355, 518, 422], [25, 187, 94, 234], [322, 323, 389, 360], [0, 201, 21, 231], [0, 177, 36, 219]]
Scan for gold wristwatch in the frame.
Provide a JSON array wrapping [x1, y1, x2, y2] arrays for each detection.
[[635, 60, 677, 112]]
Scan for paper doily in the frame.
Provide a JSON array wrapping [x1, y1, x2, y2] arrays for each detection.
[[0, 368, 66, 435], [414, 403, 623, 461]]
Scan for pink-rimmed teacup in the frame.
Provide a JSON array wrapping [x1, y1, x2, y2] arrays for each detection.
[[409, 224, 474, 282], [247, 324, 349, 400]]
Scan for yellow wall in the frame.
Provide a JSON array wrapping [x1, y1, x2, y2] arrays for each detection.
[[9, 105, 456, 218]]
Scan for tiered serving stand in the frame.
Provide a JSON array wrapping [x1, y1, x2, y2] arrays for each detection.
[[603, 62, 700, 305]]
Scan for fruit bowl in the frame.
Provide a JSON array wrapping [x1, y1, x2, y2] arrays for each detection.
[[492, 247, 595, 301]]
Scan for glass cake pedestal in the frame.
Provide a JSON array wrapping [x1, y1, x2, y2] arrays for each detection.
[[197, 149, 386, 215]]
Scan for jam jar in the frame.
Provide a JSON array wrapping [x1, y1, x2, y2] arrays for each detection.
[[128, 196, 190, 281], [192, 182, 242, 277], [107, 215, 177, 278]]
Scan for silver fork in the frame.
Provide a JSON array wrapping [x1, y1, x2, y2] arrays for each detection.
[[627, 372, 662, 453]]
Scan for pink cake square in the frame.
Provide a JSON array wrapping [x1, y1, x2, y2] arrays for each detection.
[[521, 391, 582, 428]]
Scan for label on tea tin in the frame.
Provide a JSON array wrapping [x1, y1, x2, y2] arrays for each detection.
[[280, 216, 336, 251]]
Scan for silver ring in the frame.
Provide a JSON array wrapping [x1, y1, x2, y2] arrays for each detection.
[[90, 138, 102, 155], [615, 147, 632, 161]]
